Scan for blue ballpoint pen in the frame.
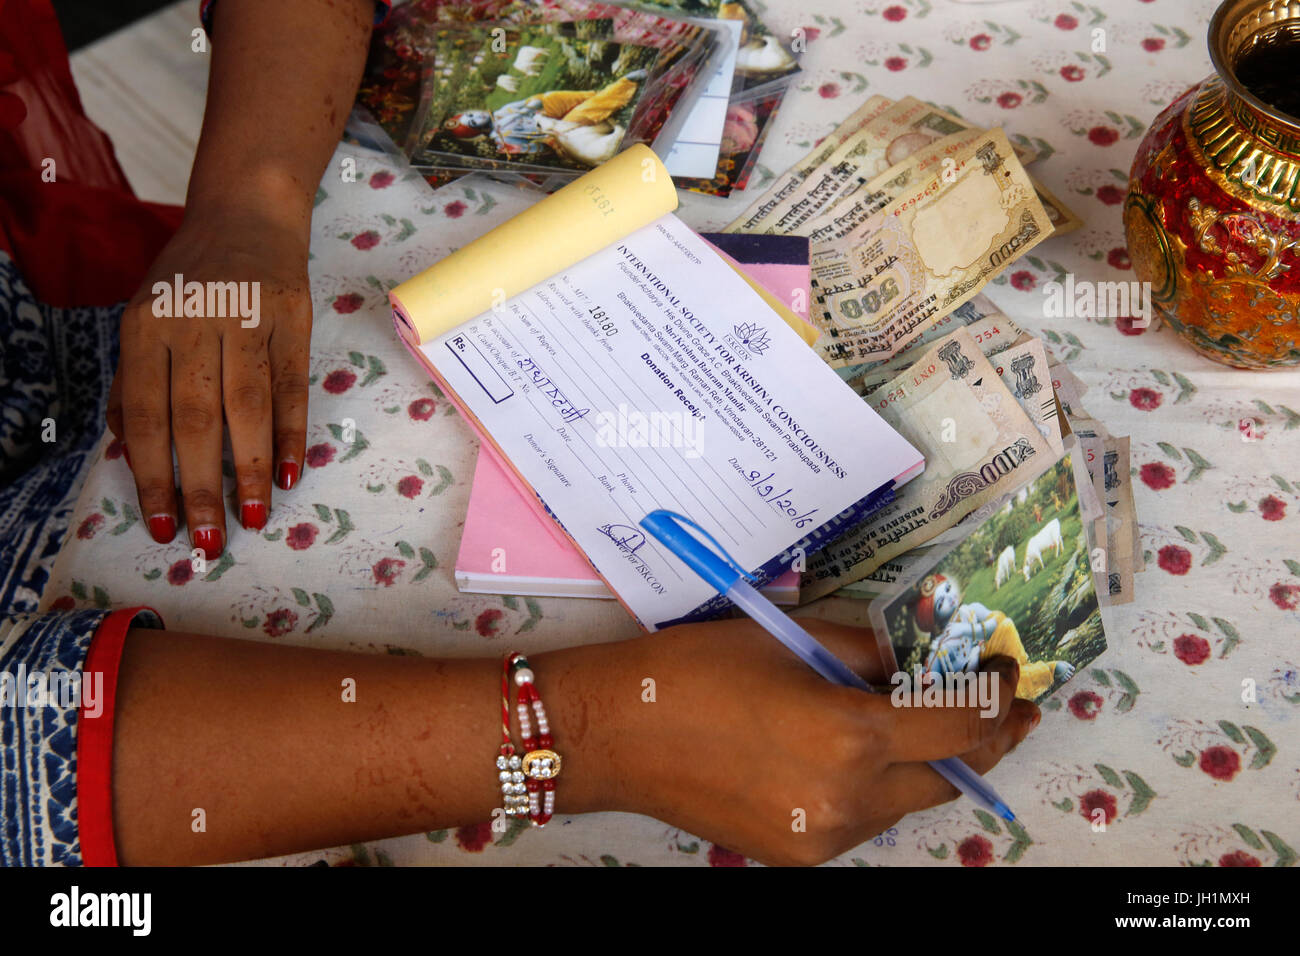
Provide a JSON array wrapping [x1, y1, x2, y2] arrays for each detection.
[[641, 509, 1016, 822]]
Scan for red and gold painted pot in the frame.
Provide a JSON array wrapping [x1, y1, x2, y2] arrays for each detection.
[[1125, 0, 1300, 368]]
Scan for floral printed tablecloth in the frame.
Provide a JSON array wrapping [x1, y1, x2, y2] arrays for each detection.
[[49, 0, 1300, 867]]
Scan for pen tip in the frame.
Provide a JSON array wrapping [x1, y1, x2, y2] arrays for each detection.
[[999, 806, 1015, 822]]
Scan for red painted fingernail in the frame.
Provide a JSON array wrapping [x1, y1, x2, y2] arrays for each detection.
[[277, 460, 299, 491], [193, 526, 223, 560], [123, 443, 132, 470], [241, 500, 267, 531], [147, 514, 176, 543]]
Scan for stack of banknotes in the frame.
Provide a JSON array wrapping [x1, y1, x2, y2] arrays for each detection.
[[721, 95, 1138, 608], [798, 304, 1140, 609]]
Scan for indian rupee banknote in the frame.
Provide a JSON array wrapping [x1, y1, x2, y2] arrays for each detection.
[[853, 314, 1028, 395], [800, 328, 1052, 602], [835, 291, 1003, 386], [988, 337, 1064, 454], [1102, 436, 1137, 604], [1070, 418, 1110, 531], [808, 129, 1053, 368], [725, 95, 895, 233], [730, 96, 1075, 241], [804, 128, 989, 243], [738, 97, 971, 236]]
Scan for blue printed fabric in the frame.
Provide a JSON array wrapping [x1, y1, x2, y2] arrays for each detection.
[[0, 251, 122, 616], [1, 610, 106, 866], [0, 249, 130, 866]]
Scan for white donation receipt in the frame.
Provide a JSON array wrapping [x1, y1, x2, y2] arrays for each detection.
[[426, 214, 922, 629]]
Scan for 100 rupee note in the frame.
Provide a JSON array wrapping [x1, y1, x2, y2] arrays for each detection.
[[800, 328, 1052, 602], [809, 129, 1054, 368], [854, 313, 1058, 455], [1048, 362, 1089, 421], [1048, 362, 1086, 442], [854, 314, 1027, 395]]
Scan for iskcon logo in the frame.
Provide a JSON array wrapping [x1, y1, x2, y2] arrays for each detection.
[[732, 321, 771, 355]]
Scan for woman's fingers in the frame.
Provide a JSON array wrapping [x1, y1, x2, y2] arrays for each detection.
[[268, 301, 311, 491], [875, 697, 1039, 815], [118, 321, 177, 543], [865, 656, 1022, 764], [106, 368, 134, 471], [222, 331, 274, 532], [170, 330, 226, 559], [767, 689, 1036, 865], [952, 698, 1040, 776]]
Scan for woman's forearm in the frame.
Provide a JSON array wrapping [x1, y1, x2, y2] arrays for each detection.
[[110, 629, 623, 866], [186, 0, 375, 231], [108, 619, 1036, 867]]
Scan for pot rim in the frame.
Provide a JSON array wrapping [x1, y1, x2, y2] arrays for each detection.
[[1208, 0, 1300, 131]]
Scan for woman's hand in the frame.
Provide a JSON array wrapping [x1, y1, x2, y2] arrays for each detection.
[[107, 205, 312, 557], [541, 618, 1038, 866], [102, 0, 377, 558]]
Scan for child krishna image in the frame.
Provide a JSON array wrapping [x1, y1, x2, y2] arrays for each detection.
[[914, 572, 1075, 701], [440, 68, 648, 168]]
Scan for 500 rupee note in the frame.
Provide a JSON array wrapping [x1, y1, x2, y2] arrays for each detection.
[[805, 128, 989, 244], [749, 97, 1058, 239], [1032, 177, 1084, 238], [745, 97, 970, 236], [802, 133, 1082, 246], [725, 95, 895, 233], [809, 129, 1053, 368]]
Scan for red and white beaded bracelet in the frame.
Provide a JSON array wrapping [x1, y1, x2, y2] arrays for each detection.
[[496, 651, 562, 827]]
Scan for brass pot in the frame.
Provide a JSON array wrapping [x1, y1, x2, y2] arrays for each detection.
[[1125, 0, 1300, 368]]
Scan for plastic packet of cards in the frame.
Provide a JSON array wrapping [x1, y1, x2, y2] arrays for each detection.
[[353, 1, 727, 184]]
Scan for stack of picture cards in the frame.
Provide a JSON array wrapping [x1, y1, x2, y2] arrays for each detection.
[[357, 2, 725, 180], [354, 0, 800, 194]]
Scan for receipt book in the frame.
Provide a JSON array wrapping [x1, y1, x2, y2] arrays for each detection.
[[391, 145, 924, 630]]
